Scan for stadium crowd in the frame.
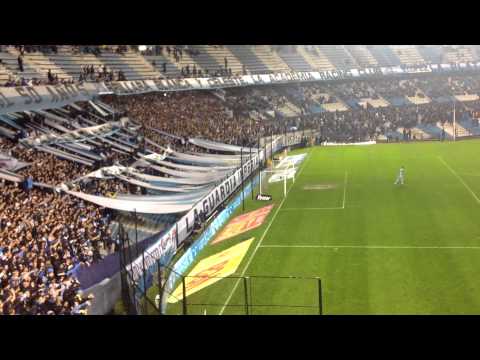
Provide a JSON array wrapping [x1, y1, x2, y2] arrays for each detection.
[[0, 136, 118, 315], [102, 77, 480, 144], [102, 91, 280, 149]]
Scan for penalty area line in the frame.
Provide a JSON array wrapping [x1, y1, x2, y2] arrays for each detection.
[[438, 156, 480, 204], [342, 171, 348, 209]]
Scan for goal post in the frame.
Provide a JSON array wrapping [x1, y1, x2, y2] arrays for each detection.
[[259, 161, 296, 198]]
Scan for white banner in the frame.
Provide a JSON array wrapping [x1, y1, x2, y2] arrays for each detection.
[[0, 82, 110, 115], [2, 64, 480, 115], [127, 152, 261, 281]]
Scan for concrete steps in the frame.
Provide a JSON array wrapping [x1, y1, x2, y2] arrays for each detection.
[[253, 46, 291, 73]]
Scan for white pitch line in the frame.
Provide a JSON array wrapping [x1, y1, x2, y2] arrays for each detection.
[[218, 149, 313, 315], [259, 245, 480, 249], [458, 173, 480, 177], [281, 207, 344, 211], [438, 156, 480, 204], [342, 171, 348, 209]]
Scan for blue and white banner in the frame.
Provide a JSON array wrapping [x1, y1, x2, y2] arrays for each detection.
[[2, 64, 480, 115], [126, 151, 262, 283], [0, 82, 110, 116]]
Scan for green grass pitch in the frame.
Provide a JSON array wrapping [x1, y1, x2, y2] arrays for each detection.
[[160, 139, 480, 315]]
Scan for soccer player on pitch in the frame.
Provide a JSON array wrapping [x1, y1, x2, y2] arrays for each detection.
[[394, 166, 405, 185]]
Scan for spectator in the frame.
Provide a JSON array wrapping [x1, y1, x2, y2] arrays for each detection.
[[47, 69, 54, 83], [17, 55, 24, 72]]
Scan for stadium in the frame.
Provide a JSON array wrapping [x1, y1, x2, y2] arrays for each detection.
[[1, 45, 480, 315]]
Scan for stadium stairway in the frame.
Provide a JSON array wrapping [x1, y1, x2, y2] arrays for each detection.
[[454, 94, 480, 102], [415, 123, 443, 139], [291, 46, 318, 71], [358, 97, 390, 108], [459, 116, 480, 136], [252, 46, 291, 73], [384, 128, 403, 140], [388, 96, 412, 107], [367, 46, 402, 67], [277, 101, 302, 117], [277, 47, 314, 72], [411, 126, 434, 140], [226, 45, 270, 74], [321, 102, 350, 112], [296, 46, 335, 72], [205, 46, 245, 75], [406, 95, 431, 105], [316, 45, 358, 70], [134, 52, 164, 79], [309, 104, 326, 113], [344, 98, 363, 110], [441, 121, 470, 138], [391, 126, 441, 141], [170, 45, 207, 74], [391, 46, 425, 66], [143, 52, 183, 78], [344, 45, 378, 68], [417, 45, 443, 64], [187, 45, 232, 74]]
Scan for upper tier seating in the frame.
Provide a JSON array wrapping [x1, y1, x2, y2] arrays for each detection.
[[297, 46, 335, 72], [47, 46, 160, 81], [188, 45, 244, 75], [345, 45, 378, 68], [277, 46, 313, 72], [143, 53, 183, 78], [443, 47, 476, 63], [0, 62, 12, 83], [316, 45, 358, 70], [417, 46, 443, 64], [227, 45, 270, 74], [2, 45, 480, 85], [0, 47, 46, 81], [251, 45, 291, 73], [367, 46, 402, 67], [391, 46, 425, 65]]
